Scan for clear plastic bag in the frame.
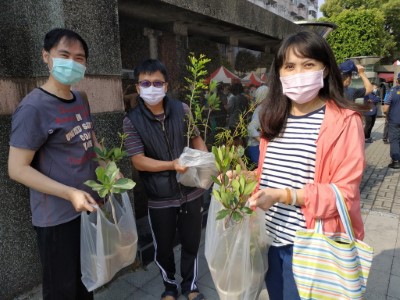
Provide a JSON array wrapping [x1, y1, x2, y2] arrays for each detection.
[[205, 189, 270, 300], [176, 147, 218, 189], [81, 192, 138, 291]]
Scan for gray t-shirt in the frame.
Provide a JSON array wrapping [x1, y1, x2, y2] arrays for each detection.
[[9, 88, 99, 227]]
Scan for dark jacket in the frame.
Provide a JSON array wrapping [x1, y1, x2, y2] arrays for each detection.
[[127, 96, 195, 201]]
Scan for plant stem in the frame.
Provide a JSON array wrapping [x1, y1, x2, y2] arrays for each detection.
[[204, 108, 212, 144], [109, 195, 118, 225]]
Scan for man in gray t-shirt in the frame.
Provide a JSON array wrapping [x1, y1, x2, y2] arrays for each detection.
[[10, 88, 99, 226], [8, 28, 99, 300]]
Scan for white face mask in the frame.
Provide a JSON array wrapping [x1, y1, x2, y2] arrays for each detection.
[[140, 86, 165, 106], [280, 68, 324, 104]]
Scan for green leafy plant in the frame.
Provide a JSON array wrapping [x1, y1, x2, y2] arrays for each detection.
[[211, 145, 257, 225], [184, 54, 258, 225], [84, 133, 136, 223], [184, 53, 220, 146]]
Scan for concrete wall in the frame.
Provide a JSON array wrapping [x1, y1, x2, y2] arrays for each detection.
[[0, 1, 125, 299]]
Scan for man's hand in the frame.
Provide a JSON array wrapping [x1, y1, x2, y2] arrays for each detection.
[[173, 159, 188, 174], [67, 188, 97, 212], [356, 65, 365, 74]]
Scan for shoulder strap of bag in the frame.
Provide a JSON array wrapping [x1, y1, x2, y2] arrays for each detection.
[[330, 183, 355, 241]]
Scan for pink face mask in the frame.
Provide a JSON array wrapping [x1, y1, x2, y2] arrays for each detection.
[[280, 68, 325, 104]]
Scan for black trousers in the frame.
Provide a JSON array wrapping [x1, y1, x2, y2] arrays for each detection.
[[34, 216, 93, 300], [148, 197, 203, 296], [364, 115, 377, 139]]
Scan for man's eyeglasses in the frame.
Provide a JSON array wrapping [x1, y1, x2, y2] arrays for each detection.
[[138, 80, 165, 88]]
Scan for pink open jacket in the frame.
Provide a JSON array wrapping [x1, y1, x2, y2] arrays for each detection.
[[256, 100, 365, 240]]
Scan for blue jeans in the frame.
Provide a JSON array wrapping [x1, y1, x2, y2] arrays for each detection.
[[265, 245, 300, 300], [246, 145, 260, 166], [388, 123, 400, 161]]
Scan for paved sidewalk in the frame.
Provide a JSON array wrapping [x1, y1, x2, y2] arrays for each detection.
[[17, 118, 400, 300]]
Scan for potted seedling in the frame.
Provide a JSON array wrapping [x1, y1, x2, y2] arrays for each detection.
[[176, 54, 220, 189], [81, 133, 138, 291], [178, 54, 269, 300]]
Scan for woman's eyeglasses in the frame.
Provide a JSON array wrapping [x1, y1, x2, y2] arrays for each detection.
[[138, 80, 165, 88]]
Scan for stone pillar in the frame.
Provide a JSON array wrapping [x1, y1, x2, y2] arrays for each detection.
[[159, 22, 189, 91], [227, 37, 239, 69], [0, 1, 125, 298], [143, 28, 162, 59]]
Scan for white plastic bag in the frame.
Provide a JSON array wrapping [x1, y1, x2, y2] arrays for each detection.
[[205, 189, 270, 300], [81, 192, 138, 291], [176, 147, 218, 189]]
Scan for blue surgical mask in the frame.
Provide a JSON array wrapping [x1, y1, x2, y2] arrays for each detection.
[[51, 57, 86, 85]]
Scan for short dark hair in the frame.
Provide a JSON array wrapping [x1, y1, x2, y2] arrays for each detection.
[[43, 28, 89, 58], [134, 59, 168, 82]]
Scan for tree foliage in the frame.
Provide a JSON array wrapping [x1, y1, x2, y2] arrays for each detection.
[[234, 50, 258, 74], [320, 0, 399, 61], [323, 9, 395, 63]]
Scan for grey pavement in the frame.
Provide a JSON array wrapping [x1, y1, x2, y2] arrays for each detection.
[[16, 118, 400, 300]]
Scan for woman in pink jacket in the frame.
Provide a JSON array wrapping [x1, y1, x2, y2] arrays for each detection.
[[248, 31, 366, 300]]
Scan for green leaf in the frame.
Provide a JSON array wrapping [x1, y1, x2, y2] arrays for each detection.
[[98, 188, 109, 198], [105, 162, 119, 182], [216, 209, 230, 220], [113, 178, 136, 190], [242, 206, 254, 215], [212, 189, 222, 202], [232, 211, 243, 222], [211, 175, 221, 186], [243, 181, 258, 196], [95, 166, 106, 183], [84, 180, 103, 191], [231, 179, 240, 192], [235, 164, 241, 174]]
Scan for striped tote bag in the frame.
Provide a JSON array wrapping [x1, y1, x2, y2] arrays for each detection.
[[293, 184, 373, 300]]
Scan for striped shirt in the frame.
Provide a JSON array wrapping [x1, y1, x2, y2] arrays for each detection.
[[260, 106, 325, 246], [123, 102, 204, 209]]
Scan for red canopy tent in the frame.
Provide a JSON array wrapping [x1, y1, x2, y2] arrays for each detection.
[[260, 73, 267, 84], [378, 73, 394, 83], [205, 66, 241, 84], [241, 71, 263, 87]]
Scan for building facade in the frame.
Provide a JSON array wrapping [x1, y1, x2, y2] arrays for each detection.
[[248, 0, 319, 21]]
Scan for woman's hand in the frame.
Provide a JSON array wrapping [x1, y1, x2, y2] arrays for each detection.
[[248, 188, 284, 211]]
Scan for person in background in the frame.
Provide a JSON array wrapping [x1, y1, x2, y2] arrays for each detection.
[[123, 59, 207, 300], [216, 83, 229, 128], [339, 59, 373, 101], [226, 83, 249, 147], [246, 85, 269, 167], [249, 84, 257, 103], [8, 28, 99, 299], [248, 31, 366, 300], [383, 73, 400, 169], [383, 88, 391, 144], [363, 83, 381, 143]]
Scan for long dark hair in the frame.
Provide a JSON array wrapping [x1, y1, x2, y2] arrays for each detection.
[[260, 31, 362, 140]]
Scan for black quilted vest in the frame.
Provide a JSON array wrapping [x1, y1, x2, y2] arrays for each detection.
[[126, 96, 195, 201]]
